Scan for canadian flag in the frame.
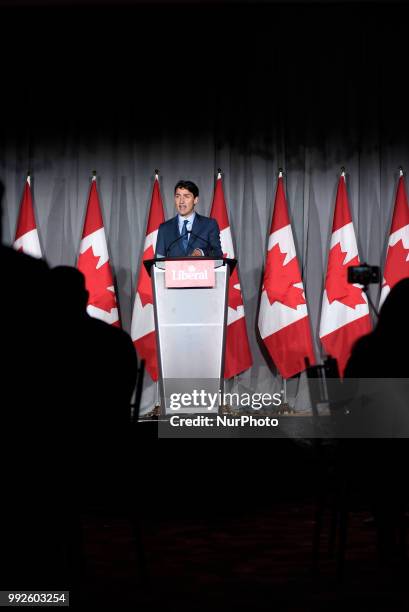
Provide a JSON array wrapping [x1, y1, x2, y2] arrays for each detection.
[[14, 174, 42, 258], [77, 174, 120, 327], [258, 171, 315, 378], [379, 169, 409, 308], [209, 172, 253, 378], [131, 173, 165, 381], [319, 171, 371, 375]]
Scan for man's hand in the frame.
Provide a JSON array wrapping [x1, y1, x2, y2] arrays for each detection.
[[191, 249, 203, 257]]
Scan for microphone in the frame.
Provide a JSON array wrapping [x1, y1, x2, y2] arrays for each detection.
[[187, 230, 215, 256], [164, 228, 219, 257], [165, 233, 187, 257]]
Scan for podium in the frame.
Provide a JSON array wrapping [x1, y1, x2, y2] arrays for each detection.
[[144, 257, 236, 414]]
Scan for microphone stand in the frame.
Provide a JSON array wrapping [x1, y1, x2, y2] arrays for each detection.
[[362, 283, 379, 320]]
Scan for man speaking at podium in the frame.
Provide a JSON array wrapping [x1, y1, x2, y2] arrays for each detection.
[[155, 180, 223, 258]]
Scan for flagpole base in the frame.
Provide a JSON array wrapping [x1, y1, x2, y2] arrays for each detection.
[[219, 404, 241, 416], [275, 402, 296, 415], [140, 404, 161, 419]]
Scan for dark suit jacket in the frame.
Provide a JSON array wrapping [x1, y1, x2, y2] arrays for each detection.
[[155, 212, 223, 257]]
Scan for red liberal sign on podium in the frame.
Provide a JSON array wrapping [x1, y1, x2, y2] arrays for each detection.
[[165, 260, 216, 288]]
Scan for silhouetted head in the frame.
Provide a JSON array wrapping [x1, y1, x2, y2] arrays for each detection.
[[50, 266, 89, 317], [376, 278, 409, 337]]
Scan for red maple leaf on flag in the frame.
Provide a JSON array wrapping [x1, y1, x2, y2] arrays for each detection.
[[228, 268, 243, 311], [78, 246, 117, 313], [264, 244, 305, 309], [137, 245, 155, 307], [326, 242, 367, 309], [383, 239, 409, 288]]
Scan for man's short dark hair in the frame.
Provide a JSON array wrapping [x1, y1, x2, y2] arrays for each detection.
[[174, 180, 199, 198]]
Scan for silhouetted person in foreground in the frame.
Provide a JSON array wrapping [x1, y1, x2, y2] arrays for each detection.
[[0, 186, 51, 425], [1, 181, 138, 592], [344, 278, 409, 563], [49, 267, 138, 518], [0, 183, 65, 590], [345, 277, 409, 379], [48, 265, 137, 429], [47, 267, 139, 596]]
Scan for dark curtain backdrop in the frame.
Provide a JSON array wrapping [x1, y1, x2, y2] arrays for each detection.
[[1, 3, 409, 412]]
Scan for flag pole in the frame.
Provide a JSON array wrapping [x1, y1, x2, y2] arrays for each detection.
[[153, 171, 161, 417], [279, 377, 294, 415], [279, 168, 294, 414], [153, 172, 161, 416], [154, 380, 161, 414], [215, 169, 231, 415], [216, 172, 236, 415]]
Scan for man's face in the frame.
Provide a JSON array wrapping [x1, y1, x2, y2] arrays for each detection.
[[175, 187, 198, 217]]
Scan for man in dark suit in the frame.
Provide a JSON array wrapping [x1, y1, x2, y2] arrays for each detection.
[[155, 179, 223, 257]]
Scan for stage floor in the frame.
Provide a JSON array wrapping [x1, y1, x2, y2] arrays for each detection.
[[79, 502, 409, 610]]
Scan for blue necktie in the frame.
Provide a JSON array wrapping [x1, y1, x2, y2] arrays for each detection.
[[181, 219, 189, 253]]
